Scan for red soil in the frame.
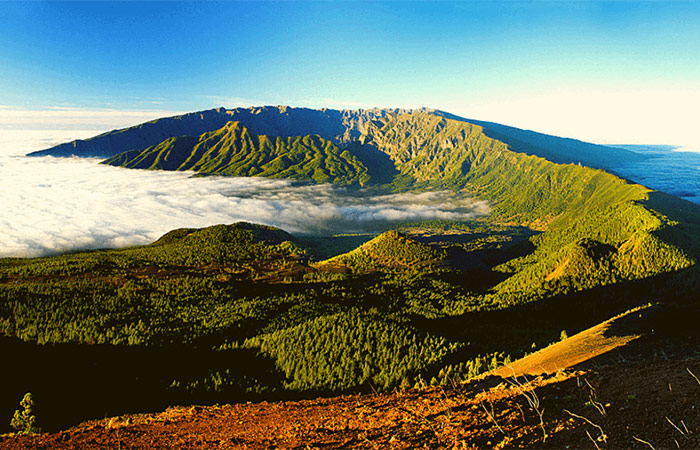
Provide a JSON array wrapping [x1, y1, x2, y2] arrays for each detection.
[[2, 359, 699, 449]]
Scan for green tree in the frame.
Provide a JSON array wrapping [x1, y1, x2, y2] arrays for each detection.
[[10, 393, 40, 434]]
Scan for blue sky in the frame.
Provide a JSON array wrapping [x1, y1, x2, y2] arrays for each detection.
[[2, 1, 700, 146]]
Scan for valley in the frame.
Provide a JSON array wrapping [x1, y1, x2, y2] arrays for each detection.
[[2, 106, 700, 448]]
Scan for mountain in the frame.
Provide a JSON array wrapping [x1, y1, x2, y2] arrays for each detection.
[[100, 110, 643, 217], [28, 106, 638, 170], [27, 108, 236, 159], [317, 230, 449, 273], [145, 221, 305, 266], [26, 106, 411, 158], [30, 107, 700, 302], [103, 121, 372, 186], [436, 110, 639, 168]]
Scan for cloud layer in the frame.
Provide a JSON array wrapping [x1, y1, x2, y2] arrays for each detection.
[[0, 130, 490, 258], [0, 107, 180, 131], [6, 130, 698, 259], [613, 145, 700, 203]]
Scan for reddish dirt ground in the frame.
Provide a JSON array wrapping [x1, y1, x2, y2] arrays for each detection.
[[2, 359, 699, 449]]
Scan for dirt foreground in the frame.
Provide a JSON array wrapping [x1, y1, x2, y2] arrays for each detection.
[[2, 359, 699, 449]]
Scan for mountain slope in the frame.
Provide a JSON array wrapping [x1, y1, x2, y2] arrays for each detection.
[[436, 110, 640, 169], [144, 221, 305, 266], [101, 110, 645, 222], [28, 106, 638, 171], [27, 106, 411, 158], [3, 358, 699, 450], [490, 306, 648, 377], [103, 121, 372, 185], [55, 108, 700, 300], [27, 108, 236, 158]]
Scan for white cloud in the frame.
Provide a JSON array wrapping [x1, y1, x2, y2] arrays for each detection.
[[0, 106, 183, 131], [0, 130, 489, 258]]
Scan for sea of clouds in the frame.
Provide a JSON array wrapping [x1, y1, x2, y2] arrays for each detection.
[[612, 144, 700, 204], [0, 130, 490, 258], [4, 127, 699, 259]]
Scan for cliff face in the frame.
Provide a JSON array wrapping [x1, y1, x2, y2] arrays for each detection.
[[27, 106, 414, 158]]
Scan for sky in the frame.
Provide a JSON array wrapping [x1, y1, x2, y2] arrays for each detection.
[[2, 1, 700, 146]]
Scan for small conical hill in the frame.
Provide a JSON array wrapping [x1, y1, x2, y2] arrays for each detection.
[[319, 230, 447, 273]]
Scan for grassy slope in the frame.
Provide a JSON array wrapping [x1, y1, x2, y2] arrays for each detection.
[[103, 121, 372, 186], [357, 112, 644, 221]]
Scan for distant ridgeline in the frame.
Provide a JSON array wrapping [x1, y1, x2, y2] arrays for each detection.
[[29, 105, 637, 169]]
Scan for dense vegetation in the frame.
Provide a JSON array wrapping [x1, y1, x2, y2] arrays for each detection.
[[321, 230, 448, 273], [2, 214, 697, 432], [246, 312, 460, 391]]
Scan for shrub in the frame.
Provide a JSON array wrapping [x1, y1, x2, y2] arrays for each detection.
[[10, 393, 40, 434]]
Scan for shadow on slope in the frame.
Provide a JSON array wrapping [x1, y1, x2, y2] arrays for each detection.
[[435, 110, 641, 169], [643, 190, 700, 257], [295, 234, 376, 261], [417, 269, 691, 372], [0, 340, 287, 433], [27, 106, 407, 158], [342, 142, 399, 186]]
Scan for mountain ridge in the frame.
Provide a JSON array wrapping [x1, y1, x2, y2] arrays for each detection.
[[103, 121, 373, 186], [27, 106, 419, 158], [28, 105, 639, 170], [434, 110, 640, 168]]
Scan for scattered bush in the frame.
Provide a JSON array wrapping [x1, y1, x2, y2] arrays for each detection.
[[10, 393, 39, 434]]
